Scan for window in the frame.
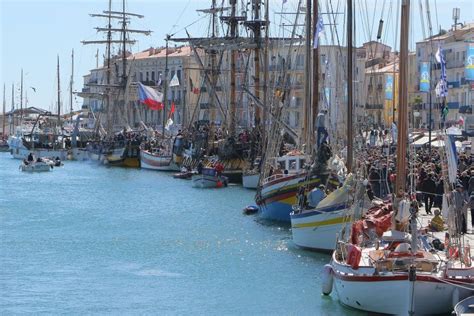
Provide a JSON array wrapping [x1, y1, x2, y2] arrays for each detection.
[[151, 71, 155, 81], [139, 72, 143, 81], [146, 72, 149, 81], [177, 69, 182, 81]]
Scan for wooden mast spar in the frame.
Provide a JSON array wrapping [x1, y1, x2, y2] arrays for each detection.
[[395, 0, 410, 195]]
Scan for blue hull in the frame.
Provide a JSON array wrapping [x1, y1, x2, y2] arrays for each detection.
[[258, 201, 293, 222]]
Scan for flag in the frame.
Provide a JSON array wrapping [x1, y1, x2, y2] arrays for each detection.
[[385, 74, 394, 100], [193, 87, 200, 94], [435, 45, 448, 98], [169, 73, 180, 87], [313, 15, 324, 49], [157, 74, 162, 87], [419, 62, 430, 92], [165, 118, 173, 130], [444, 135, 458, 184], [465, 43, 474, 81], [169, 102, 175, 119], [137, 82, 163, 110]]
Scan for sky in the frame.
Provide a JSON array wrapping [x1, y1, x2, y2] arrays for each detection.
[[1, 0, 473, 113]]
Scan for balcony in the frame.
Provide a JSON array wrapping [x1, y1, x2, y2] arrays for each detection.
[[366, 104, 383, 110], [459, 105, 472, 114], [446, 60, 464, 69], [447, 81, 460, 89], [447, 101, 459, 109]]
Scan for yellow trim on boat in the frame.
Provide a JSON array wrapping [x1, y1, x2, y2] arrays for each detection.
[[292, 216, 350, 229]]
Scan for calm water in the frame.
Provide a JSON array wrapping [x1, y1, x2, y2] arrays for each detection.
[[0, 153, 362, 315]]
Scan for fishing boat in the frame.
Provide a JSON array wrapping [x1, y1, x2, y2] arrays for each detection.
[[242, 170, 259, 189], [192, 167, 228, 188], [325, 1, 473, 314], [105, 140, 140, 168], [454, 296, 474, 316], [257, 153, 341, 222], [140, 148, 179, 171], [20, 159, 52, 172], [290, 174, 358, 251]]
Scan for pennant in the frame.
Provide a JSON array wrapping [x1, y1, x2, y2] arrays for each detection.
[[165, 118, 174, 130], [435, 46, 448, 98], [169, 73, 180, 87], [137, 82, 163, 110], [168, 102, 175, 119], [313, 15, 324, 49], [157, 74, 163, 87]]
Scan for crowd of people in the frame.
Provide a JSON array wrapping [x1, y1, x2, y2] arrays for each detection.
[[355, 141, 473, 234]]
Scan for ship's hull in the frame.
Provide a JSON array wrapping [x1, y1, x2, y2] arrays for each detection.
[[331, 254, 472, 315], [8, 136, 68, 160], [290, 203, 350, 252], [257, 173, 339, 222], [242, 173, 259, 189], [191, 174, 227, 188], [140, 150, 180, 171]]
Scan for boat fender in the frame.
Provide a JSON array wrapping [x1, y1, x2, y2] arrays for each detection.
[[452, 288, 460, 308], [242, 205, 258, 215], [321, 264, 333, 295], [50, 165, 54, 169], [216, 181, 223, 188]]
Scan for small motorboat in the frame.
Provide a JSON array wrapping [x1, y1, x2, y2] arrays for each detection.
[[20, 160, 52, 172], [454, 296, 474, 316], [173, 170, 196, 180], [242, 205, 259, 215], [192, 167, 228, 188]]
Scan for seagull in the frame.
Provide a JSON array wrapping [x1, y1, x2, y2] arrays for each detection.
[[30, 87, 36, 92]]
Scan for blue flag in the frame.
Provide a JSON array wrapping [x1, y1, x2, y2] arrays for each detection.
[[466, 43, 474, 81], [419, 62, 430, 92], [385, 74, 393, 100], [435, 46, 448, 97], [313, 15, 324, 49]]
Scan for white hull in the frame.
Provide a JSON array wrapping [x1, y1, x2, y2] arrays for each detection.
[[242, 173, 259, 189], [8, 135, 67, 160], [140, 150, 180, 171], [69, 148, 89, 161], [192, 174, 227, 188], [331, 253, 469, 315], [291, 204, 350, 251], [20, 162, 52, 172]]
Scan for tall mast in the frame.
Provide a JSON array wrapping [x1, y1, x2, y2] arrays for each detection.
[[395, 0, 410, 195], [346, 0, 353, 172], [162, 35, 170, 138], [11, 83, 14, 132], [312, 0, 319, 154], [70, 49, 74, 121], [82, 0, 151, 135], [253, 0, 262, 126], [106, 0, 112, 133], [228, 0, 237, 136], [20, 69, 23, 124], [207, 0, 218, 155], [304, 0, 312, 148], [57, 55, 61, 123], [262, 1, 269, 147], [2, 83, 5, 138]]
